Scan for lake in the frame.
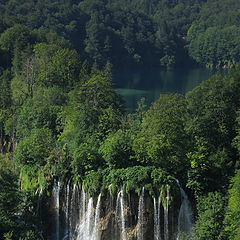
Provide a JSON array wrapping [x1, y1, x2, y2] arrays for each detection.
[[112, 67, 213, 111]]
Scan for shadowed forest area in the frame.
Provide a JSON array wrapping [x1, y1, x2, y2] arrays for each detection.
[[1, 0, 240, 240]]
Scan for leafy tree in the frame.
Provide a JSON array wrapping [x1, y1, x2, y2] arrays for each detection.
[[16, 87, 62, 139], [133, 94, 189, 174], [14, 128, 53, 166], [99, 129, 134, 168], [0, 154, 21, 238], [59, 71, 123, 146], [34, 44, 80, 89], [187, 137, 212, 196], [186, 70, 240, 194], [59, 70, 124, 176], [0, 70, 12, 153], [193, 192, 226, 240], [71, 137, 102, 175], [49, 48, 80, 89], [0, 24, 33, 54], [188, 26, 240, 68], [225, 170, 240, 240], [0, 24, 35, 74]]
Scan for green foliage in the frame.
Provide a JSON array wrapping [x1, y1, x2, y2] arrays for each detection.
[[99, 129, 134, 168], [19, 230, 41, 240], [3, 232, 13, 240], [193, 192, 226, 240], [1, 1, 240, 237], [72, 138, 102, 175], [83, 170, 103, 195], [16, 87, 62, 139], [0, 0, 239, 68], [0, 154, 21, 238], [59, 71, 124, 176], [14, 128, 53, 166], [79, 166, 174, 197], [133, 94, 189, 173], [0, 24, 33, 53], [188, 26, 240, 68], [19, 166, 48, 192], [187, 137, 211, 196], [177, 232, 192, 240], [224, 170, 240, 240], [0, 24, 35, 74], [232, 109, 240, 166], [101, 166, 173, 196], [0, 70, 12, 109], [187, 0, 240, 68], [35, 46, 80, 88], [186, 69, 240, 196]]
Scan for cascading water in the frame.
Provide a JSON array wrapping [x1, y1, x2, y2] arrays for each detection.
[[69, 184, 79, 239], [164, 185, 169, 240], [120, 190, 127, 240], [36, 189, 42, 219], [86, 198, 94, 238], [176, 181, 193, 237], [48, 179, 194, 240], [79, 186, 86, 220], [76, 197, 94, 240], [116, 189, 127, 240], [53, 179, 60, 240], [137, 187, 145, 240], [74, 192, 102, 240], [93, 194, 102, 240], [154, 197, 161, 240], [63, 181, 71, 240]]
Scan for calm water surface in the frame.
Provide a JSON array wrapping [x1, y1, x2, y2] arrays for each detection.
[[113, 67, 213, 111]]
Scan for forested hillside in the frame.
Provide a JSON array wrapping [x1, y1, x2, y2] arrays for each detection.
[[0, 0, 240, 69], [1, 0, 240, 240]]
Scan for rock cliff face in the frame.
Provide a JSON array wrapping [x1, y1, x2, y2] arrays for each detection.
[[41, 180, 192, 240]]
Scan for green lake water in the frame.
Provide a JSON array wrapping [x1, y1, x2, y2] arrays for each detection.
[[113, 67, 213, 111]]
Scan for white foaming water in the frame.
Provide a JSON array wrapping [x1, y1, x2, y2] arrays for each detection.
[[53, 179, 60, 240], [154, 197, 161, 240], [137, 187, 145, 240], [75, 192, 102, 240], [51, 179, 193, 240], [116, 189, 127, 240], [175, 180, 193, 238], [63, 181, 70, 240], [93, 194, 102, 240], [164, 185, 169, 240]]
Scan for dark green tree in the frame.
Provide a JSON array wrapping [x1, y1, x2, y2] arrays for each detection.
[[133, 94, 189, 174]]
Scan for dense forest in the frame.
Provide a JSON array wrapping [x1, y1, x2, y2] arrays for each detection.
[[0, 0, 240, 69], [1, 0, 240, 240]]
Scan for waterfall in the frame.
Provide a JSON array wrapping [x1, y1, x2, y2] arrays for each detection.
[[116, 189, 127, 240], [176, 182, 193, 237], [154, 197, 161, 240], [76, 197, 94, 240], [115, 192, 120, 239], [63, 181, 71, 240], [48, 179, 190, 240], [69, 184, 78, 238], [36, 189, 42, 219], [75, 192, 102, 240], [93, 193, 102, 240], [120, 190, 127, 240], [86, 198, 94, 238], [154, 197, 157, 240], [80, 186, 86, 220], [164, 185, 169, 240], [137, 187, 145, 240], [53, 179, 60, 240]]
